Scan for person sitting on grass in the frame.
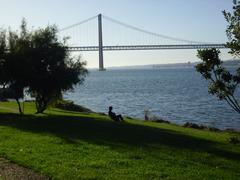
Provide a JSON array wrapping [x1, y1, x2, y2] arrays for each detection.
[[108, 106, 124, 122]]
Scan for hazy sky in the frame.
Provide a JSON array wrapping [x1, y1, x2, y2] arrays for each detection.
[[0, 0, 235, 68]]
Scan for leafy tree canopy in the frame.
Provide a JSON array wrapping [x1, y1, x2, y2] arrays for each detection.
[[0, 19, 88, 114], [196, 4, 240, 113]]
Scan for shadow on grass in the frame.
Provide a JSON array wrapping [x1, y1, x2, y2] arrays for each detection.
[[0, 112, 239, 162]]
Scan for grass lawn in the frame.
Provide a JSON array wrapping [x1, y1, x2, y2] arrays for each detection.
[[0, 101, 239, 179]]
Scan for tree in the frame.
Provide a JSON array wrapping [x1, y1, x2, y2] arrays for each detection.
[[0, 19, 33, 114], [7, 20, 33, 114], [0, 30, 9, 102], [0, 19, 87, 114], [0, 30, 7, 90], [0, 23, 30, 114], [28, 26, 87, 113], [0, 30, 22, 112], [223, 5, 240, 57], [196, 4, 240, 113], [196, 49, 240, 113]]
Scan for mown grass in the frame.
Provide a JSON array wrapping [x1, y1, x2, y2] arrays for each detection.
[[0, 101, 239, 179]]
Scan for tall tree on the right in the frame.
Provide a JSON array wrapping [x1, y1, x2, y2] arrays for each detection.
[[196, 3, 240, 113]]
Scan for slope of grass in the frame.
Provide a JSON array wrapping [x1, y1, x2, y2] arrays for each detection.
[[0, 101, 239, 179]]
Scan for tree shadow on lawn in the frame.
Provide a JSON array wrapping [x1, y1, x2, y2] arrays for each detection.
[[0, 112, 239, 162]]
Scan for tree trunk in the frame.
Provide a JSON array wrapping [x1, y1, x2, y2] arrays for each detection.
[[35, 95, 48, 114], [16, 98, 23, 115]]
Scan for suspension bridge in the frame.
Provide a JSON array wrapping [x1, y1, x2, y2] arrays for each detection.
[[59, 14, 226, 70]]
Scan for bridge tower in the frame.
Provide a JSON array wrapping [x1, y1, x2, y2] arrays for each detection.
[[98, 14, 105, 71]]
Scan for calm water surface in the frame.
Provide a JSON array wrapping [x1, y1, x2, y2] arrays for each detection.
[[64, 68, 240, 130]]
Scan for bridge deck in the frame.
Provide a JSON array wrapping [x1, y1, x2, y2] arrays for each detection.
[[68, 44, 226, 51]]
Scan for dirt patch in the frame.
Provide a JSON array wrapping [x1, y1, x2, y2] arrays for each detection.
[[0, 158, 49, 180]]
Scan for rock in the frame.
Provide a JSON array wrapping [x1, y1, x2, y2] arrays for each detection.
[[183, 122, 220, 131], [154, 119, 170, 124], [207, 127, 220, 132], [183, 122, 202, 129]]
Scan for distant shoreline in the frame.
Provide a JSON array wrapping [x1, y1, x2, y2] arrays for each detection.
[[88, 59, 240, 70]]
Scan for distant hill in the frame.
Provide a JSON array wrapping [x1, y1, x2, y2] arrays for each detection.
[[106, 59, 240, 70], [222, 59, 240, 67]]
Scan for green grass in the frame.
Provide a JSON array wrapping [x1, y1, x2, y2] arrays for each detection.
[[0, 101, 239, 179]]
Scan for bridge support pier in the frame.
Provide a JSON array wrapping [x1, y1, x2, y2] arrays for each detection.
[[98, 14, 105, 71]]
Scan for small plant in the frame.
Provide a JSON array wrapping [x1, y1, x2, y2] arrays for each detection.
[[144, 109, 169, 123], [144, 109, 150, 121]]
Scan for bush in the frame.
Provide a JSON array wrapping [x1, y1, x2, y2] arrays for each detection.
[[228, 136, 240, 145], [54, 100, 92, 113]]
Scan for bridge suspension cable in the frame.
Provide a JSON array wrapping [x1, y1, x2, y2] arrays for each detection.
[[60, 15, 98, 32], [102, 15, 211, 44]]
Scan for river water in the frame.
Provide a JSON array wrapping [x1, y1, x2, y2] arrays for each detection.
[[64, 67, 240, 130]]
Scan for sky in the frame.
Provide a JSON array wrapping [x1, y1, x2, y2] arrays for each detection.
[[0, 0, 236, 68]]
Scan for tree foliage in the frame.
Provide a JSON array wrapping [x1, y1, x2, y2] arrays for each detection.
[[0, 20, 31, 114], [196, 4, 240, 113], [0, 30, 7, 89], [0, 19, 87, 114], [196, 49, 240, 113], [29, 26, 87, 113], [223, 5, 240, 56]]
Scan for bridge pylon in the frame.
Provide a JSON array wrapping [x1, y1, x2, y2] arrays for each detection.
[[98, 14, 105, 71]]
